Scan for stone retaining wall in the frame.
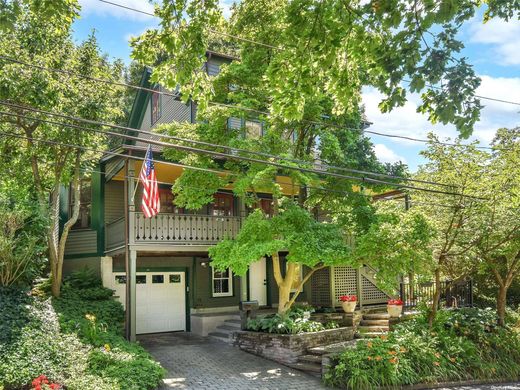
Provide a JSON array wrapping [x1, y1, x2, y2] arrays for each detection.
[[233, 327, 355, 365]]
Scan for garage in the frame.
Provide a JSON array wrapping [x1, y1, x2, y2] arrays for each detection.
[[112, 271, 187, 334]]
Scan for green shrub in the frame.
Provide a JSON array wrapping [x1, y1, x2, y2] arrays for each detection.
[[247, 306, 326, 334], [0, 274, 165, 390], [325, 308, 520, 389], [0, 288, 115, 390], [52, 271, 165, 389]]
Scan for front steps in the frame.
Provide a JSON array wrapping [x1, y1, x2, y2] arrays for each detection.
[[208, 317, 241, 343], [288, 340, 361, 378], [356, 312, 390, 338]]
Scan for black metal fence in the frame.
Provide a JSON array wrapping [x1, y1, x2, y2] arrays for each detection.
[[399, 279, 473, 310]]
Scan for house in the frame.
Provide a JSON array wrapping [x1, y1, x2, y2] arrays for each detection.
[[61, 51, 390, 340]]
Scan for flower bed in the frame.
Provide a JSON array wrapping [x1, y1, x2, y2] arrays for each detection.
[[325, 308, 520, 389]]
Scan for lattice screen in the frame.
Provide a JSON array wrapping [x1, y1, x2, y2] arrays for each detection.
[[310, 267, 331, 307], [361, 274, 390, 304], [333, 266, 358, 305]]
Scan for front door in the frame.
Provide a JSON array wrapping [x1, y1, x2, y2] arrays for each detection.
[[249, 258, 267, 306]]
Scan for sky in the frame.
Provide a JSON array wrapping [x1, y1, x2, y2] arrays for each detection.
[[72, 0, 520, 171]]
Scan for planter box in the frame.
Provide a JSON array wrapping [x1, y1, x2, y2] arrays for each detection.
[[233, 327, 355, 365]]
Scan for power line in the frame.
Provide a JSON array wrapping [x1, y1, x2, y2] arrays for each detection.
[[0, 102, 448, 190], [99, 0, 520, 109], [0, 129, 395, 202], [0, 54, 507, 153], [0, 81, 450, 189], [0, 103, 486, 199]]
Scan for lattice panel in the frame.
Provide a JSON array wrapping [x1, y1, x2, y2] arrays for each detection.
[[333, 266, 358, 305], [310, 267, 331, 307], [361, 274, 390, 304]]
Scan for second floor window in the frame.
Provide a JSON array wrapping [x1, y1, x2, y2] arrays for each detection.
[[211, 193, 234, 216], [158, 188, 184, 214], [151, 87, 162, 125], [71, 179, 92, 229]]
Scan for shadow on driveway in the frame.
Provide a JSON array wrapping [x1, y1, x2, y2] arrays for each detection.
[[138, 332, 327, 390]]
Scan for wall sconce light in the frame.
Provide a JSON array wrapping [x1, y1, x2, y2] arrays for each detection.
[[200, 262, 207, 268]]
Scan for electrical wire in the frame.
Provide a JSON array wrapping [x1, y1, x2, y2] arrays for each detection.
[[99, 0, 520, 108], [0, 103, 483, 199], [0, 55, 509, 152], [0, 87, 452, 189]]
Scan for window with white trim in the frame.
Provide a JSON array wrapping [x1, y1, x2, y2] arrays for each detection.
[[211, 266, 233, 297]]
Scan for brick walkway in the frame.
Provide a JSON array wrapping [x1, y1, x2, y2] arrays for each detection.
[[138, 332, 327, 390]]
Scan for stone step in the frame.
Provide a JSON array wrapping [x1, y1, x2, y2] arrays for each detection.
[[224, 319, 242, 325], [358, 325, 389, 332], [216, 324, 240, 332], [287, 362, 322, 374], [307, 340, 360, 355], [360, 319, 389, 326], [298, 354, 322, 364], [355, 332, 387, 339], [363, 313, 390, 320], [208, 331, 232, 343]]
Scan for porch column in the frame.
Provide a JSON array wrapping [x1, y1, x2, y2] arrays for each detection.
[[125, 158, 137, 341], [100, 256, 113, 288], [129, 249, 137, 341]]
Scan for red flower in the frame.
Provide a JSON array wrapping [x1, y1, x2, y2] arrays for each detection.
[[49, 383, 60, 390], [339, 295, 357, 302], [388, 299, 403, 305]]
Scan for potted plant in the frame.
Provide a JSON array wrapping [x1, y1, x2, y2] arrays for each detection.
[[387, 298, 403, 317], [339, 295, 357, 313]]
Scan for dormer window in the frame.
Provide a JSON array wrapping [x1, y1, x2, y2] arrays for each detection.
[[245, 120, 263, 139]]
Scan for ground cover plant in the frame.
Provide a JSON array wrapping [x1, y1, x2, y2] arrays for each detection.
[[325, 308, 520, 389], [246, 305, 339, 334], [0, 269, 165, 390]]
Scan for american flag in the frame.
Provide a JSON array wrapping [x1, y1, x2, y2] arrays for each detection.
[[139, 145, 160, 218]]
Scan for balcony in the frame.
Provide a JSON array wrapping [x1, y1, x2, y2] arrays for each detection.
[[106, 212, 243, 251]]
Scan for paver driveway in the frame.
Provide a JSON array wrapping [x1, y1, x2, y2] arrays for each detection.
[[138, 332, 327, 390]]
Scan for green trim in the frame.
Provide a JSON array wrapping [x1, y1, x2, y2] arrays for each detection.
[[64, 253, 100, 260], [246, 269, 250, 301], [114, 266, 187, 272], [192, 257, 197, 309], [113, 266, 191, 331], [91, 164, 104, 256], [58, 186, 68, 235], [126, 69, 152, 146], [266, 256, 273, 307]]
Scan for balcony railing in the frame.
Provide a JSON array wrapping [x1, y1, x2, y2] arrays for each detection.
[[130, 212, 242, 245]]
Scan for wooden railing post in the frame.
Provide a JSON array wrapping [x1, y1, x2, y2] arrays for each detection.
[[356, 267, 363, 309]]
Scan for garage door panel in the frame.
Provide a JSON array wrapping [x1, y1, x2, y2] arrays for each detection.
[[111, 271, 186, 334]]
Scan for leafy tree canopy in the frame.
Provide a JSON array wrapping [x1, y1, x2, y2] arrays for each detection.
[[0, 1, 126, 296], [132, 0, 519, 139]]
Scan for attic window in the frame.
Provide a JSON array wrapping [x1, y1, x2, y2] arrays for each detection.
[[151, 86, 162, 126], [245, 120, 263, 139]]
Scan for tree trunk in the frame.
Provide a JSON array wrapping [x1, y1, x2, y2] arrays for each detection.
[[497, 284, 508, 327], [50, 152, 82, 297], [428, 268, 441, 327]]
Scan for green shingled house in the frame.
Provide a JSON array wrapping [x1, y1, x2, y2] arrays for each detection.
[[61, 51, 390, 340]]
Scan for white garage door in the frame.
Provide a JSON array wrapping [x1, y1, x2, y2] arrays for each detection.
[[112, 271, 186, 334]]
